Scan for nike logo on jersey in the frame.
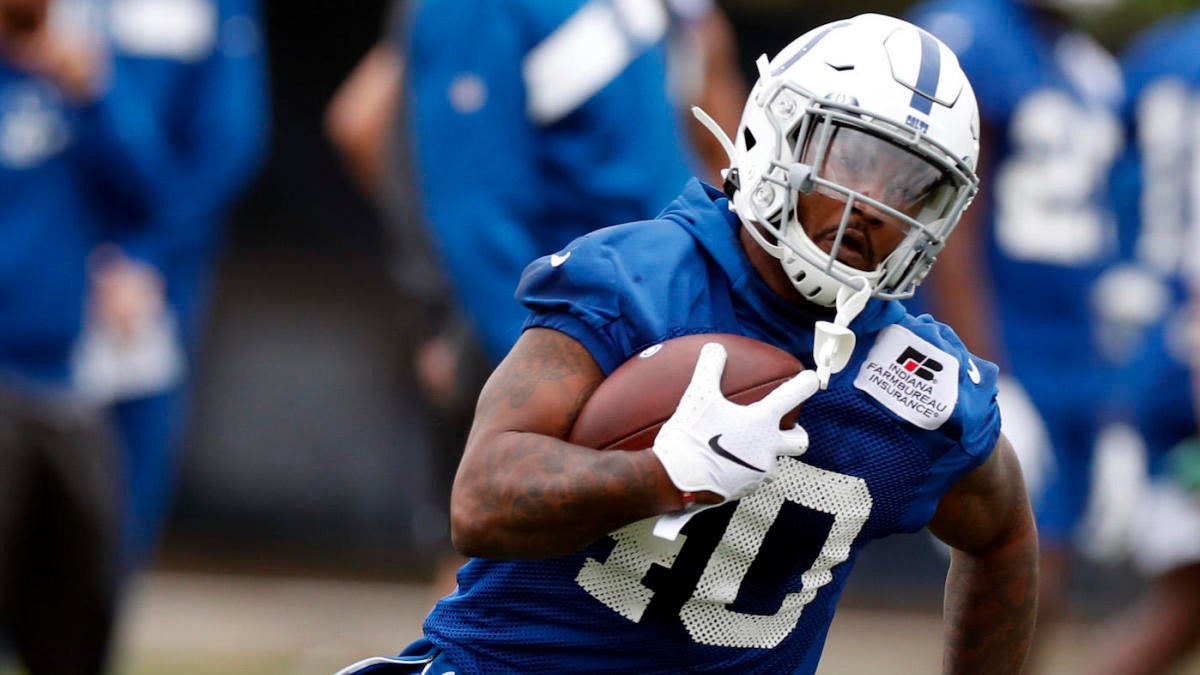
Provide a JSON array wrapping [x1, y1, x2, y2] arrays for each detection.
[[966, 358, 981, 385], [550, 251, 571, 267], [707, 434, 764, 472]]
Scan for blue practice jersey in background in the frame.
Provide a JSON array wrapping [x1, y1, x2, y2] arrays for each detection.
[[1114, 9, 1200, 471], [0, 0, 266, 387], [908, 0, 1125, 543], [420, 180, 1001, 674], [400, 0, 698, 362], [908, 0, 1124, 392]]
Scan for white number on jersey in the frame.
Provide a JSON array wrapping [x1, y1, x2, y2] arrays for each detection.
[[994, 90, 1122, 265], [575, 457, 872, 649], [1135, 78, 1200, 280]]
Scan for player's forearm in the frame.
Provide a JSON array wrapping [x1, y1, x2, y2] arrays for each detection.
[[942, 522, 1038, 674], [450, 434, 684, 559]]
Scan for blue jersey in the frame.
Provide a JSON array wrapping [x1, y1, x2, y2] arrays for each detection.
[[401, 0, 698, 362], [93, 0, 268, 341], [0, 62, 100, 383], [420, 180, 1001, 674], [908, 0, 1124, 390], [1115, 9, 1200, 469], [0, 0, 266, 386]]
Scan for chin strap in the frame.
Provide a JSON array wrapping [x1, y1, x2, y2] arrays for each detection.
[[812, 277, 871, 389], [691, 106, 737, 168], [692, 105, 749, 206]]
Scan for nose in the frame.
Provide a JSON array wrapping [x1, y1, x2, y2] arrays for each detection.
[[849, 201, 885, 228]]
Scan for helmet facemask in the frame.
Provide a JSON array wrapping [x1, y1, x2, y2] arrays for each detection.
[[736, 78, 978, 307]]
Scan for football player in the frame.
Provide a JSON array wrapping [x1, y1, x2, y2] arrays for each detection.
[[338, 13, 1036, 674], [1084, 8, 1200, 673], [906, 0, 1126, 666]]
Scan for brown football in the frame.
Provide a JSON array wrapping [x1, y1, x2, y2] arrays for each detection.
[[568, 333, 805, 451]]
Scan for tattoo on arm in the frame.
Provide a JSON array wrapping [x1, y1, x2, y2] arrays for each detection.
[[457, 329, 668, 558], [478, 328, 599, 435]]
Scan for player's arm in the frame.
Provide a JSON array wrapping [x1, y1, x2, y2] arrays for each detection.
[[929, 433, 1038, 675], [451, 327, 817, 559], [324, 42, 400, 200], [450, 327, 689, 559]]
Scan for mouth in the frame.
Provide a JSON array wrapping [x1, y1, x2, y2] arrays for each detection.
[[816, 226, 873, 270]]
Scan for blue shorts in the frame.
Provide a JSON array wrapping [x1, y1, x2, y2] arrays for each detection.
[[335, 638, 457, 675]]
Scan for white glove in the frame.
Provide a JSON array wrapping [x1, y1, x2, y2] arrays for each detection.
[[651, 342, 819, 503]]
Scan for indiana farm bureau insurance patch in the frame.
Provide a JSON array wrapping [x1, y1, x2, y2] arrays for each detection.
[[853, 325, 959, 430]]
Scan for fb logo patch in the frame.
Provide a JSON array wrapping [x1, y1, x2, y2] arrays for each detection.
[[895, 346, 943, 381], [854, 325, 959, 430]]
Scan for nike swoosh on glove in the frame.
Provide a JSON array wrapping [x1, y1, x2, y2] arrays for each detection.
[[652, 342, 819, 503]]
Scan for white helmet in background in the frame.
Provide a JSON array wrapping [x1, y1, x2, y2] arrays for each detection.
[[713, 13, 980, 307]]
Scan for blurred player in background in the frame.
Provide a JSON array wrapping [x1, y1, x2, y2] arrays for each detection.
[[326, 0, 479, 592], [0, 0, 267, 670], [326, 0, 745, 595], [402, 0, 742, 366], [1083, 8, 1200, 672], [338, 13, 1036, 674], [0, 0, 128, 670], [63, 0, 268, 577], [906, 0, 1126, 666]]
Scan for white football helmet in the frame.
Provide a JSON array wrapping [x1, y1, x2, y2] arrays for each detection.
[[702, 13, 980, 307]]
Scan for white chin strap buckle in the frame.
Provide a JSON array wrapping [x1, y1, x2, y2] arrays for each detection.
[[813, 278, 871, 388]]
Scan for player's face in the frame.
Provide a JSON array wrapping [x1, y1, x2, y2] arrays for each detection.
[[797, 126, 948, 271], [795, 191, 905, 271]]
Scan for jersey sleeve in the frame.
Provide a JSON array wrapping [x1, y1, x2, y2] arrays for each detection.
[[516, 219, 717, 374], [516, 228, 646, 375], [889, 316, 1003, 531], [405, 0, 696, 363]]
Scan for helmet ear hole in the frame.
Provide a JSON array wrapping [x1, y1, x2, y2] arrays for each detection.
[[722, 168, 741, 200], [742, 127, 757, 151]]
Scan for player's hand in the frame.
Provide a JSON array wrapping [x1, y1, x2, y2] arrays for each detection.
[[652, 342, 818, 503], [87, 245, 166, 345], [415, 334, 460, 410], [2, 26, 103, 101]]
